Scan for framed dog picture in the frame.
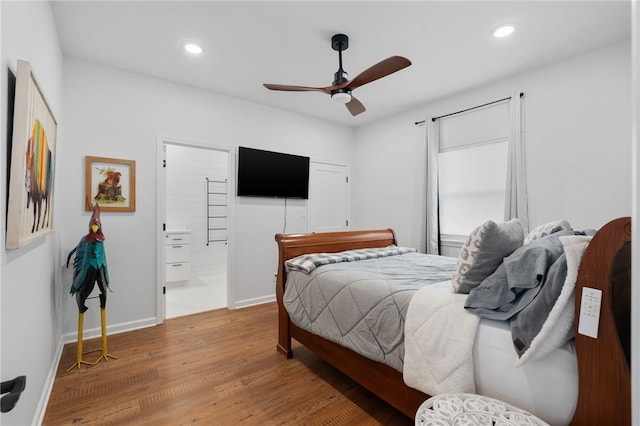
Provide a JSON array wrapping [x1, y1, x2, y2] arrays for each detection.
[[85, 156, 136, 212]]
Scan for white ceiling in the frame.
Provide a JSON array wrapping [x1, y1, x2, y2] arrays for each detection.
[[50, 1, 631, 127]]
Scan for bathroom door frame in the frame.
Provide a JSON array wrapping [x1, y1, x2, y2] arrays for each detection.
[[156, 135, 235, 324]]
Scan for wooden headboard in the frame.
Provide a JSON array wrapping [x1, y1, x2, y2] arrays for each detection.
[[571, 216, 632, 425]]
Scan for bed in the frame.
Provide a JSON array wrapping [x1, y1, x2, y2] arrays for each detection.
[[274, 217, 632, 425]]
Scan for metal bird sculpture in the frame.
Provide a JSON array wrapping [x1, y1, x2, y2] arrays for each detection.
[[66, 204, 116, 370]]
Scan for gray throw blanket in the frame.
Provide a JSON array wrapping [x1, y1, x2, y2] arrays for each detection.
[[464, 230, 574, 320], [510, 253, 568, 357]]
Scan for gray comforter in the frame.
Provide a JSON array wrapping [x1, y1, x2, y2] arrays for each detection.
[[283, 251, 457, 372]]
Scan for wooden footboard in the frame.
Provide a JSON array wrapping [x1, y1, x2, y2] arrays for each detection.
[[275, 220, 633, 422], [274, 229, 397, 358]]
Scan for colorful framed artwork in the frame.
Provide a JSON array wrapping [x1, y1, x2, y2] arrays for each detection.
[[6, 60, 58, 249], [85, 156, 136, 212]]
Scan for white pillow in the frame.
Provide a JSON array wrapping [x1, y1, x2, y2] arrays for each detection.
[[524, 220, 572, 245], [452, 219, 524, 294]]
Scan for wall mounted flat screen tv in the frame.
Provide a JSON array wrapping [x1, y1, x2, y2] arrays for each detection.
[[237, 147, 310, 199]]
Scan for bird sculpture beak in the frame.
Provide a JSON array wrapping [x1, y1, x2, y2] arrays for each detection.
[[91, 224, 99, 233]]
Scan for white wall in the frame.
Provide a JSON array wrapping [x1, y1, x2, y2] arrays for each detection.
[[352, 39, 631, 252], [59, 57, 355, 338], [0, 2, 64, 425]]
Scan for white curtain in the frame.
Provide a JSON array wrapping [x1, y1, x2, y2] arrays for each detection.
[[504, 91, 529, 233], [425, 118, 440, 254]]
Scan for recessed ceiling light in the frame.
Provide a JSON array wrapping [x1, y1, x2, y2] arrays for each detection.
[[183, 42, 203, 55], [494, 25, 515, 38]]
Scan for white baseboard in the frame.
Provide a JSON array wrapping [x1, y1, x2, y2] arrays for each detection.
[[32, 337, 65, 426], [61, 316, 158, 345], [229, 294, 276, 310]]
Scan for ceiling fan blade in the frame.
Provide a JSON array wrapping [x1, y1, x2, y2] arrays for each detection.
[[345, 96, 366, 116], [263, 83, 332, 94], [346, 56, 412, 90]]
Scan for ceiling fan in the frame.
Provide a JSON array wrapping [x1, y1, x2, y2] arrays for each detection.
[[263, 33, 412, 116]]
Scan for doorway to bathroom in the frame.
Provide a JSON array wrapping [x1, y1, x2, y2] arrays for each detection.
[[159, 138, 230, 320]]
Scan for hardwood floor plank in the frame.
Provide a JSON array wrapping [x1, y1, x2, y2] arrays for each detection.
[[43, 303, 412, 425]]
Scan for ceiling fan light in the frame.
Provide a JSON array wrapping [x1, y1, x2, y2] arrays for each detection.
[[331, 91, 352, 104]]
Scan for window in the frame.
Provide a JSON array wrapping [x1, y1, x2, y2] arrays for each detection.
[[439, 141, 508, 236], [437, 100, 510, 238]]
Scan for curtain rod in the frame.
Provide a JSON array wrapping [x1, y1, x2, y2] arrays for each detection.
[[414, 92, 524, 126]]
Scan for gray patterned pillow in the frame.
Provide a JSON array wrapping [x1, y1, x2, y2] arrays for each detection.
[[523, 220, 572, 245], [452, 219, 524, 294]]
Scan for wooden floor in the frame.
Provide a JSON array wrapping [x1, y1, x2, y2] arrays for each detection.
[[43, 303, 411, 425]]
